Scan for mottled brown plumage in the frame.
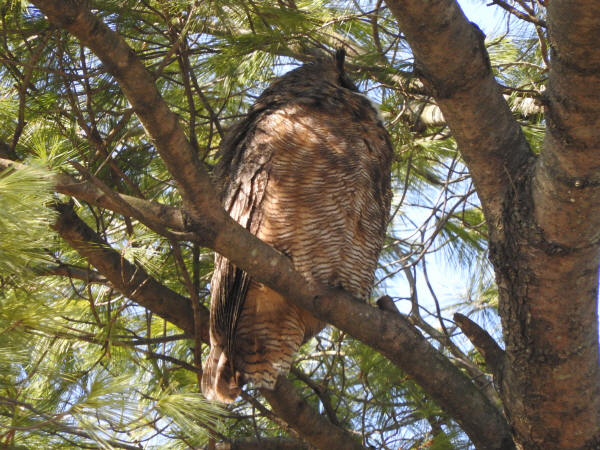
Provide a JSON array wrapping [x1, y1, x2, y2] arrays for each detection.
[[201, 50, 393, 403]]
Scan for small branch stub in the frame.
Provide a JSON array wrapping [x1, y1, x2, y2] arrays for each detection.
[[453, 313, 505, 381]]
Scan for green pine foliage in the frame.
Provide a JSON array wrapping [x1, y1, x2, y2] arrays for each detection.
[[0, 0, 547, 448], [0, 166, 56, 274]]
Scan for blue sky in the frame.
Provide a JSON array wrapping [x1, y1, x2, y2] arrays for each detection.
[[458, 0, 507, 35]]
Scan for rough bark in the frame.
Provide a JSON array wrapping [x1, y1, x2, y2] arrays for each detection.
[[383, 0, 600, 447], [501, 1, 600, 447]]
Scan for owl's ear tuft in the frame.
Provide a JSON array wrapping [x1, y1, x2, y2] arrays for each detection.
[[335, 48, 358, 91], [335, 48, 346, 73]]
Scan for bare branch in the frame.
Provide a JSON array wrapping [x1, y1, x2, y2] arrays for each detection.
[[38, 264, 107, 284], [0, 157, 191, 238], [491, 0, 546, 28], [454, 313, 505, 380]]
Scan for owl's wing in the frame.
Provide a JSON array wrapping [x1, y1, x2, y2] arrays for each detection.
[[201, 119, 272, 402]]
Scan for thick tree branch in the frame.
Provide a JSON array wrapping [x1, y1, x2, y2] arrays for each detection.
[[383, 0, 533, 231], [52, 194, 510, 447], [0, 157, 190, 237], [534, 1, 600, 247], [29, 2, 514, 447], [489, 1, 600, 446], [265, 285, 513, 448], [51, 201, 202, 337], [383, 1, 600, 447], [50, 203, 360, 450], [262, 377, 364, 450], [31, 0, 225, 245]]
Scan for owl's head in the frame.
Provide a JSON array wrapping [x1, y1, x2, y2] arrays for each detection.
[[252, 48, 358, 110], [309, 48, 358, 91]]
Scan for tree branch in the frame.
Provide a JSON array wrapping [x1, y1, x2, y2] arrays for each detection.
[[383, 0, 533, 231], [290, 366, 341, 426], [489, 1, 600, 446], [262, 376, 364, 450], [50, 202, 360, 450], [51, 201, 202, 337], [534, 1, 600, 247], [490, 0, 546, 28], [38, 264, 108, 284], [454, 313, 505, 381], [0, 157, 191, 238], [0, 397, 143, 450], [30, 0, 225, 246]]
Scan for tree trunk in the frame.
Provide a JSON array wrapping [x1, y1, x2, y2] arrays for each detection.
[[494, 1, 600, 447], [384, 0, 600, 447]]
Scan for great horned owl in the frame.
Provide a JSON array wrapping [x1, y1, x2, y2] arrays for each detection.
[[201, 50, 392, 403]]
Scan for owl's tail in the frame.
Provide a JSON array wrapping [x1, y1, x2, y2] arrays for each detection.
[[202, 284, 322, 403], [201, 345, 242, 403]]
